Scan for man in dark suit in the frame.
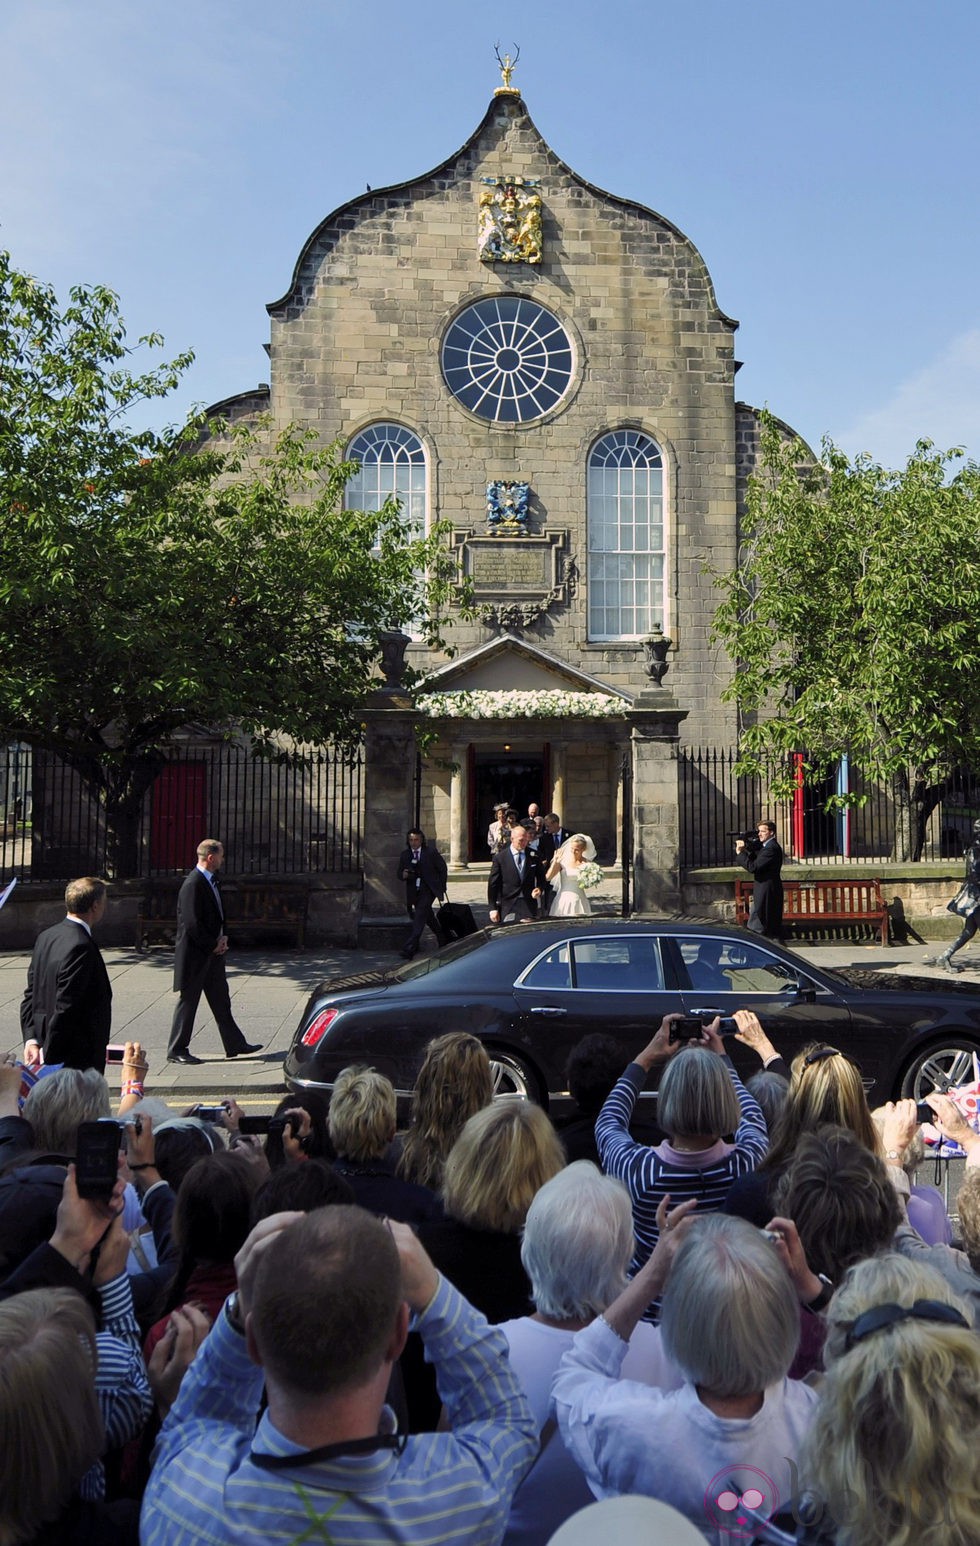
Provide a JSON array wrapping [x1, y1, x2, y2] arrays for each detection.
[[167, 838, 261, 1065], [736, 820, 785, 939], [488, 822, 545, 925], [397, 829, 448, 960], [535, 813, 569, 870], [20, 877, 112, 1071]]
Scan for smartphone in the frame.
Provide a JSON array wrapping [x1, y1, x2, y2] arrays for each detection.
[[916, 1101, 934, 1124], [238, 1114, 273, 1135], [669, 1015, 707, 1044], [238, 1114, 293, 1137], [75, 1120, 121, 1200], [104, 1044, 126, 1064], [194, 1104, 229, 1123]]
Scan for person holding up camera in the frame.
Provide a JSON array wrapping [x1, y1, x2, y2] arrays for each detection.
[[735, 820, 784, 939], [595, 1012, 768, 1314]]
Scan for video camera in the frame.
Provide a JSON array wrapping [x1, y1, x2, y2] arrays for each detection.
[[728, 828, 762, 856]]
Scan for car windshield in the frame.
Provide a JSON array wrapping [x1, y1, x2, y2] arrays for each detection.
[[387, 930, 491, 981]]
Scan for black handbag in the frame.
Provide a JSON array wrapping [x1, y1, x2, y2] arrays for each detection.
[[437, 900, 478, 940]]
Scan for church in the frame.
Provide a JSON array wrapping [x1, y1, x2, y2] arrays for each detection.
[[210, 62, 793, 901]]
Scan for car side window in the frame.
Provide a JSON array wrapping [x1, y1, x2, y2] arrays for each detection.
[[522, 944, 572, 989], [570, 937, 664, 991], [678, 937, 799, 995]]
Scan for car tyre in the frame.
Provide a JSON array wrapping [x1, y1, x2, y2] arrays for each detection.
[[487, 1049, 544, 1107], [899, 1037, 980, 1102]]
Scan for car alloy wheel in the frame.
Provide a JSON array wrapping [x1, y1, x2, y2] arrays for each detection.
[[900, 1038, 980, 1103], [488, 1050, 540, 1105]]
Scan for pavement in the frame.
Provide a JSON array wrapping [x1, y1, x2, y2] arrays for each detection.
[[3, 863, 976, 1115]]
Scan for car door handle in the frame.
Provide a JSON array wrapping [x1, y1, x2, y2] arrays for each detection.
[[530, 1006, 567, 1016]]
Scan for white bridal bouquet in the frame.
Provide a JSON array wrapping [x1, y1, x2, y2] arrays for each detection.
[[577, 860, 605, 892]]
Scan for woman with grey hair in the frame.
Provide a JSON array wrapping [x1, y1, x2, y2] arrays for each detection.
[[596, 1012, 767, 1305], [553, 1211, 818, 1546], [21, 1067, 111, 1155], [498, 1162, 682, 1546]]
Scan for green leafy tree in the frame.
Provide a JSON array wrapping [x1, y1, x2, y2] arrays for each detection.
[[712, 409, 980, 859], [0, 252, 460, 875]]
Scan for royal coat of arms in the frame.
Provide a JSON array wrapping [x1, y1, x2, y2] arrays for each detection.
[[486, 480, 531, 533], [478, 178, 543, 264]]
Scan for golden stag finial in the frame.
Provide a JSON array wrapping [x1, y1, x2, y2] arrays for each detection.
[[494, 43, 520, 94]]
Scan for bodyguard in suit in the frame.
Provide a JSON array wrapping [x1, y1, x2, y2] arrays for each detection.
[[736, 820, 785, 939], [488, 822, 545, 925], [21, 877, 112, 1070], [167, 839, 261, 1064], [397, 829, 448, 960]]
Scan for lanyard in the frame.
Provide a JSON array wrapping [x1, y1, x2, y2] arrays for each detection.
[[251, 1432, 406, 1470]]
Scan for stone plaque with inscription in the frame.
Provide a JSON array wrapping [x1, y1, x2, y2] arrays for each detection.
[[451, 530, 576, 629]]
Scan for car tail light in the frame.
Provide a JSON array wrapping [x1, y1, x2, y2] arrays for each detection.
[[301, 1008, 340, 1047]]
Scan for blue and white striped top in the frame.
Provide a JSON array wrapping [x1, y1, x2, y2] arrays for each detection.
[[142, 1271, 537, 1546]]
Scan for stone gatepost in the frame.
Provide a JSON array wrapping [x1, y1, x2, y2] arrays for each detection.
[[627, 688, 688, 914], [360, 694, 416, 918], [360, 632, 417, 921]]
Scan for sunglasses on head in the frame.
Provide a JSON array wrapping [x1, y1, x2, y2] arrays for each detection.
[[803, 1046, 863, 1076]]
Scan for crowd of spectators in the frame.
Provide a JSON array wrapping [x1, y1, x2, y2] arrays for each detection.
[[2, 1009, 980, 1546]]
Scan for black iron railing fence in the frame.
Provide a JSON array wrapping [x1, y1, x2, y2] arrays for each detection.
[[0, 741, 363, 882], [679, 748, 980, 869]]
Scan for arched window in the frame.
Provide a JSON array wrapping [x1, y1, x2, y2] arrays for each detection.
[[587, 430, 665, 640], [346, 423, 427, 535]]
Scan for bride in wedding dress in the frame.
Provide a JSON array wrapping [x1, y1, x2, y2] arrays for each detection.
[[545, 833, 596, 916]]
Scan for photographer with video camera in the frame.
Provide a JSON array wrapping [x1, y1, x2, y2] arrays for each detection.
[[735, 819, 784, 939], [596, 1011, 768, 1316]]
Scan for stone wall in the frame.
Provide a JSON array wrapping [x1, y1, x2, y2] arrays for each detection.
[[261, 92, 742, 745], [683, 864, 968, 942]]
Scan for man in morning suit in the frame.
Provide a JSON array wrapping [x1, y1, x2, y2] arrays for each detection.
[[736, 820, 785, 939], [488, 822, 545, 925], [535, 813, 569, 870], [21, 877, 112, 1071], [167, 839, 261, 1065], [397, 829, 448, 960]]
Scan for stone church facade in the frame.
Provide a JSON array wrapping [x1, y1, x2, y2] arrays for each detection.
[[212, 74, 786, 907]]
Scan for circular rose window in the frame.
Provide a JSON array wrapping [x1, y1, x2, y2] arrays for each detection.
[[441, 296, 574, 424]]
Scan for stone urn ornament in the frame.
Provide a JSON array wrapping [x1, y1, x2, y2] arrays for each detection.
[[643, 626, 672, 686], [378, 629, 410, 689]]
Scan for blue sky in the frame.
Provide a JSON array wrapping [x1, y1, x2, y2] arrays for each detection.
[[3, 0, 979, 466]]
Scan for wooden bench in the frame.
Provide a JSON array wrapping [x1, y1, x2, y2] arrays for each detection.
[[136, 880, 183, 951], [735, 877, 890, 945], [137, 880, 308, 951], [237, 881, 308, 950]]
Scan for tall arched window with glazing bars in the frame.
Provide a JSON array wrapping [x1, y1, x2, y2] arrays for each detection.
[[345, 424, 427, 539], [587, 430, 665, 640]]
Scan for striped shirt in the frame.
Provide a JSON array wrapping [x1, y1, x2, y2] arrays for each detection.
[[82, 1271, 153, 1500], [141, 1272, 537, 1546], [597, 1059, 769, 1283]]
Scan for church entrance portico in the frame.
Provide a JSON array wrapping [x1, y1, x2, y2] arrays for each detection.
[[470, 746, 548, 860]]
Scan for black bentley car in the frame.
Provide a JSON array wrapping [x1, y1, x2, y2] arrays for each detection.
[[284, 919, 980, 1108]]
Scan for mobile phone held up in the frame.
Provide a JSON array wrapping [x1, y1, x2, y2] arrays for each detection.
[[75, 1120, 122, 1200], [669, 1015, 708, 1044], [194, 1105, 230, 1123], [104, 1044, 126, 1064], [668, 1015, 739, 1044], [238, 1114, 297, 1137]]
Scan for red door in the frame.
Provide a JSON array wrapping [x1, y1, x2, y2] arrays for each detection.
[[151, 763, 207, 871]]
